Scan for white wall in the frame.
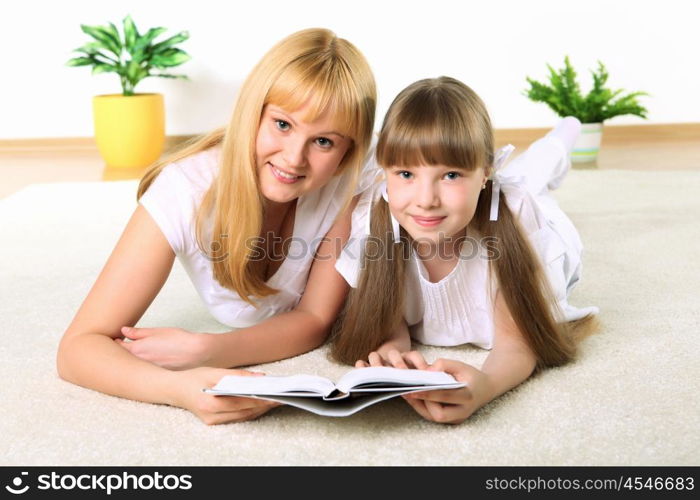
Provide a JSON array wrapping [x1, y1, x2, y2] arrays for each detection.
[[1, 0, 698, 139]]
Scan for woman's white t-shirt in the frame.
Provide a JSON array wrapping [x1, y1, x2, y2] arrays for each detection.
[[139, 145, 375, 328]]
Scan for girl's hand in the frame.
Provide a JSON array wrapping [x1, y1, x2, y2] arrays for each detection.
[[359, 350, 495, 424], [355, 349, 408, 368], [403, 353, 494, 424], [115, 326, 213, 370], [172, 367, 280, 425], [353, 322, 412, 368]]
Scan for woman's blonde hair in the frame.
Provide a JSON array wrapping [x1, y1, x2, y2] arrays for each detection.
[[331, 76, 599, 368], [137, 28, 376, 305]]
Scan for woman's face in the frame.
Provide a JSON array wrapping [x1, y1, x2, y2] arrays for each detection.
[[385, 164, 487, 248], [255, 103, 353, 204]]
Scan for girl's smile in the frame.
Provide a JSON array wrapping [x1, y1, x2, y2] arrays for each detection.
[[410, 215, 447, 227]]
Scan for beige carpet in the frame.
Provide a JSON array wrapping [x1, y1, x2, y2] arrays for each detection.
[[1, 169, 698, 466]]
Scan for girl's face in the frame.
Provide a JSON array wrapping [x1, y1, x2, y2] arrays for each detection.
[[256, 103, 352, 204], [385, 164, 488, 247]]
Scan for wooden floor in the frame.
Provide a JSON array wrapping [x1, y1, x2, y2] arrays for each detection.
[[1, 125, 698, 199]]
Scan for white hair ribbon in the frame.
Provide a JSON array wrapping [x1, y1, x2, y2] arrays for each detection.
[[489, 144, 519, 221], [379, 180, 402, 243]]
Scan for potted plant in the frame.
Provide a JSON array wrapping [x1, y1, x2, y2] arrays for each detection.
[[524, 56, 649, 163], [67, 15, 191, 168]]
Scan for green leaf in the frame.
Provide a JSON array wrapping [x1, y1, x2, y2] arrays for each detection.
[[92, 63, 118, 75], [106, 22, 122, 48], [78, 25, 111, 52], [72, 41, 103, 55], [125, 60, 141, 81], [125, 60, 150, 87], [123, 15, 139, 54], [132, 27, 168, 60], [152, 73, 189, 80], [150, 48, 191, 68], [66, 57, 94, 67], [151, 31, 189, 54], [71, 43, 119, 66], [80, 24, 121, 57]]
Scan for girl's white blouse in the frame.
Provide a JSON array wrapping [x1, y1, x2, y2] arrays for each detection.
[[140, 145, 376, 329]]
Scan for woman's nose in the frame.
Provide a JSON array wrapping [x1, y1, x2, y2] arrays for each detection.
[[282, 137, 307, 169]]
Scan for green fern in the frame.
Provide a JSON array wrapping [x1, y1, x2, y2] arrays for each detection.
[[524, 57, 649, 123]]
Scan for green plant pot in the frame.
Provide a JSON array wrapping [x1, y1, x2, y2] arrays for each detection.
[[572, 123, 603, 163]]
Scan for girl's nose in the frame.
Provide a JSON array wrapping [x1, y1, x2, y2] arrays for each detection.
[[416, 181, 439, 209]]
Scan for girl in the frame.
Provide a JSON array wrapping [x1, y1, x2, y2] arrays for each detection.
[[331, 76, 600, 424], [56, 28, 376, 425]]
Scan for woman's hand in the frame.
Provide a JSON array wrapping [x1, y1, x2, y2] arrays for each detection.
[[115, 326, 214, 370], [171, 367, 280, 425], [358, 350, 495, 424]]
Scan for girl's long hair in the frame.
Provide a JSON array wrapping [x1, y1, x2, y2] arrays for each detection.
[[136, 28, 376, 305], [331, 76, 598, 368]]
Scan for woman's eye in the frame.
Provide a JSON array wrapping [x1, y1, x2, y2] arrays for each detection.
[[397, 171, 412, 180], [315, 137, 334, 148], [275, 119, 290, 131], [444, 171, 461, 180]]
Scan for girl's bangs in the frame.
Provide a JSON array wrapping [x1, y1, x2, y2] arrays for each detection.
[[265, 62, 358, 140], [377, 112, 485, 170]]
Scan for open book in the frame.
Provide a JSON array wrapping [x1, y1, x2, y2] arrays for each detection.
[[203, 366, 466, 417]]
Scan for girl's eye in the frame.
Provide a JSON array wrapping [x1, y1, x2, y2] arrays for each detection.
[[275, 119, 290, 131], [444, 171, 461, 180], [397, 171, 413, 180], [315, 137, 334, 148]]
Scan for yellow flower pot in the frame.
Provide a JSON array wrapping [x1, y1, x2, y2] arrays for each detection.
[[93, 93, 165, 168]]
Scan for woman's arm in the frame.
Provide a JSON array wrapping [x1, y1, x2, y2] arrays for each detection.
[[112, 196, 361, 369], [201, 196, 362, 368], [57, 205, 178, 400], [57, 205, 276, 424]]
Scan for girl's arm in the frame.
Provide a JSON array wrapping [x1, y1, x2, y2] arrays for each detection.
[[408, 289, 536, 423], [479, 288, 538, 399], [57, 205, 276, 424], [362, 288, 537, 424]]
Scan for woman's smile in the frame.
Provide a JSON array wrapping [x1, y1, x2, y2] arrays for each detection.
[[268, 162, 306, 184]]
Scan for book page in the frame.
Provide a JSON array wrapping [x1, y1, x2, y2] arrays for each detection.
[[243, 385, 463, 417], [246, 390, 414, 417], [206, 374, 336, 397], [335, 366, 464, 394]]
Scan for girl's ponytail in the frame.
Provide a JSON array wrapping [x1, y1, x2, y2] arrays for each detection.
[[330, 199, 408, 364], [472, 184, 599, 370]]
